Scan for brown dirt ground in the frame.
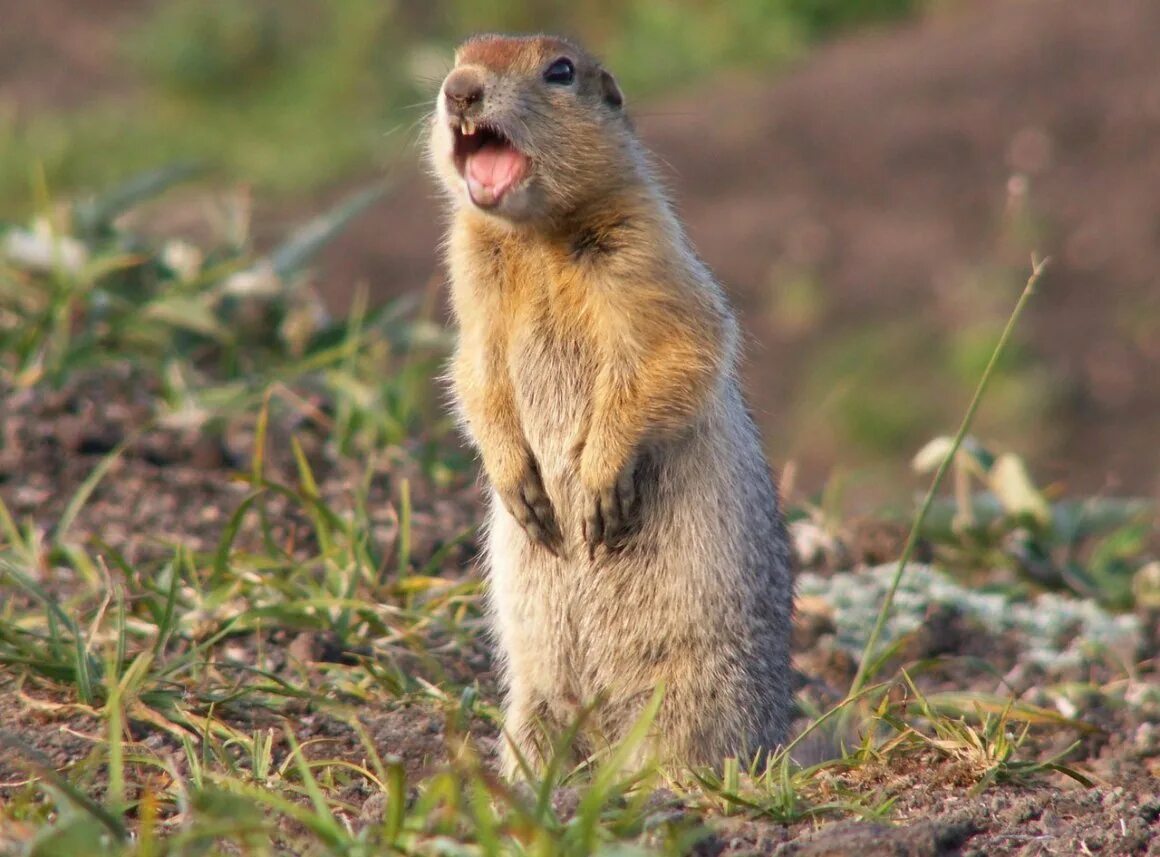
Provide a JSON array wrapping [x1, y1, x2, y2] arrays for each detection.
[[0, 0, 143, 113], [2, 372, 1158, 855]]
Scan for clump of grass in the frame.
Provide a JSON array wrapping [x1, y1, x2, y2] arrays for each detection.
[[882, 675, 1093, 793], [912, 435, 1154, 607], [0, 165, 451, 460]]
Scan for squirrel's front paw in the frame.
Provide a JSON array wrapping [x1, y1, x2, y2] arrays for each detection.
[[581, 459, 642, 559], [496, 456, 564, 556]]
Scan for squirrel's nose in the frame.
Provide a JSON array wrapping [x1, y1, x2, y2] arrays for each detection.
[[443, 69, 485, 115]]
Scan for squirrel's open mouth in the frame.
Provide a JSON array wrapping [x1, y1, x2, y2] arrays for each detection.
[[451, 120, 530, 208]]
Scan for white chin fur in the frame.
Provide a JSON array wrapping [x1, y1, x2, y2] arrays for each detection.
[[462, 179, 534, 220]]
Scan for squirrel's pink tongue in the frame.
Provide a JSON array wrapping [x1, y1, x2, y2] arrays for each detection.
[[466, 141, 527, 207]]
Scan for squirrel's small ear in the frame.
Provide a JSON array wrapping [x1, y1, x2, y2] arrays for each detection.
[[600, 69, 624, 109]]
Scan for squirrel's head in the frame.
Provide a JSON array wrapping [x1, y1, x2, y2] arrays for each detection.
[[429, 34, 629, 225]]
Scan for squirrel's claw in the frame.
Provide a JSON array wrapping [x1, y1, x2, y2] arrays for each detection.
[[582, 459, 642, 559], [500, 458, 564, 557]]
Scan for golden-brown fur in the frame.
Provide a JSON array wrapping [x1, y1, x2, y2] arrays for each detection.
[[428, 34, 794, 776]]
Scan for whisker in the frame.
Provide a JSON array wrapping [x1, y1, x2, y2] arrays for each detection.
[[395, 100, 439, 113]]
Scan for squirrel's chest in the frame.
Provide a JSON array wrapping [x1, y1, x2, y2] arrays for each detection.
[[508, 315, 594, 469]]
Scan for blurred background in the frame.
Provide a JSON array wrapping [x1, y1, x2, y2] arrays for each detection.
[[3, 0, 1158, 509]]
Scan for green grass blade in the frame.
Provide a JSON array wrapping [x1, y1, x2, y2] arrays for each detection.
[[73, 162, 203, 234], [54, 435, 135, 545], [267, 184, 387, 282], [283, 731, 348, 846], [848, 257, 1048, 697], [0, 730, 129, 842], [211, 492, 260, 585]]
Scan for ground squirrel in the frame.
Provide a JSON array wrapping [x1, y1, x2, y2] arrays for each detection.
[[428, 34, 794, 776]]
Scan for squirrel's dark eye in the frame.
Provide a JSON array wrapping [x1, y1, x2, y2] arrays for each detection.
[[543, 57, 575, 86]]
